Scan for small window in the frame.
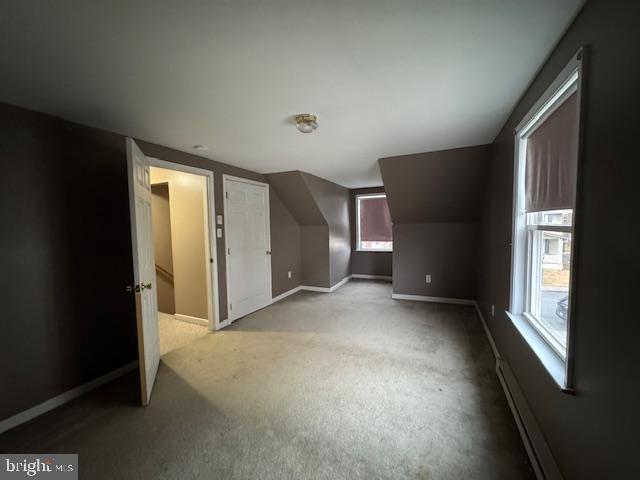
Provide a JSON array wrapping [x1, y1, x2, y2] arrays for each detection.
[[510, 50, 583, 385], [356, 194, 392, 251]]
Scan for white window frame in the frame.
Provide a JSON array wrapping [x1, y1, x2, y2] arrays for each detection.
[[523, 212, 572, 357], [508, 49, 584, 392], [355, 193, 392, 252]]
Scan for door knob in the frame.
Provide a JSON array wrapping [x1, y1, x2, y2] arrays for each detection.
[[266, 250, 271, 255], [141, 282, 153, 291]]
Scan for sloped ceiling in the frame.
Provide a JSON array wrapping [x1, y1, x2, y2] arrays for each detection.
[[266, 171, 326, 225], [379, 145, 491, 223], [300, 172, 350, 231], [0, 0, 584, 188]]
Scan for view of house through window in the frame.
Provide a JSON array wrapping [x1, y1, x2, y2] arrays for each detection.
[[356, 194, 393, 251], [527, 209, 572, 351]]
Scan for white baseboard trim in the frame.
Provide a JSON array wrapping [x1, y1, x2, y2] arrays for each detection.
[[300, 275, 352, 294], [174, 313, 209, 327], [473, 302, 500, 360], [329, 275, 351, 292], [272, 286, 302, 304], [0, 360, 139, 435], [391, 293, 475, 305], [351, 274, 392, 281], [217, 318, 231, 330], [299, 285, 331, 293]]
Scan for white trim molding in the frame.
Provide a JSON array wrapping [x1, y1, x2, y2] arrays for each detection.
[[391, 293, 475, 305], [0, 361, 139, 434], [174, 313, 209, 327], [271, 286, 302, 304], [473, 302, 500, 360], [148, 156, 220, 332], [329, 275, 351, 292], [299, 275, 353, 294], [351, 274, 392, 281], [299, 285, 331, 293]]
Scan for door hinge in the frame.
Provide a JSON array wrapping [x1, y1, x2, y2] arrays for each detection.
[[225, 191, 228, 199], [230, 303, 232, 310], [228, 248, 231, 255]]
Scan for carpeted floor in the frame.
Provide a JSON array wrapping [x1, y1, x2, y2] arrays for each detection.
[[158, 312, 210, 356], [0, 280, 533, 479]]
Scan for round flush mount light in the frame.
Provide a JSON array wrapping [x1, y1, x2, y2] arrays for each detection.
[[193, 144, 209, 151], [295, 114, 318, 134]]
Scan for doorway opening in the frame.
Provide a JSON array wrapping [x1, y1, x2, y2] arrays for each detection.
[[149, 162, 218, 355]]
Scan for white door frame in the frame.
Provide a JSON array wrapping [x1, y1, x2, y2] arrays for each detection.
[[222, 174, 272, 323], [148, 157, 221, 331]]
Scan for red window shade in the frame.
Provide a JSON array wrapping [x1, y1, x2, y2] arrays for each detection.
[[525, 92, 579, 212], [359, 196, 392, 242]]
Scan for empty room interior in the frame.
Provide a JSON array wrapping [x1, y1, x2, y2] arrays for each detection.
[[0, 1, 637, 479]]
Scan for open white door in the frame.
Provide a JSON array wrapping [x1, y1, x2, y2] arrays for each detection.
[[224, 176, 272, 322], [126, 137, 160, 406]]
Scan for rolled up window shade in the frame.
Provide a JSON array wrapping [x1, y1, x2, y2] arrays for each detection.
[[359, 196, 392, 242], [525, 92, 578, 212]]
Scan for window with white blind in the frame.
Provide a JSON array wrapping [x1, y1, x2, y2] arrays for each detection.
[[509, 50, 583, 390], [356, 194, 393, 251]]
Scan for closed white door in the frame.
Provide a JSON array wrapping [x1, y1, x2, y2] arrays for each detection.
[[224, 176, 272, 321], [126, 138, 160, 406]]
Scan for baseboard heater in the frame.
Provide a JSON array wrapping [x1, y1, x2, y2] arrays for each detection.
[[495, 358, 563, 480]]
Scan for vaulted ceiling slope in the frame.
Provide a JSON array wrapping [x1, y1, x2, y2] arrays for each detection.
[[0, 1, 584, 188], [266, 171, 327, 226], [379, 145, 491, 224], [267, 171, 350, 228]]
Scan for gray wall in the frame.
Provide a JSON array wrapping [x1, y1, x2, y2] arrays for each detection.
[[379, 146, 490, 299], [301, 173, 351, 287], [0, 103, 137, 421], [349, 187, 392, 277], [268, 171, 351, 288], [478, 1, 640, 478], [269, 192, 302, 296], [393, 223, 478, 298], [267, 171, 330, 288], [300, 226, 331, 288], [0, 103, 301, 421]]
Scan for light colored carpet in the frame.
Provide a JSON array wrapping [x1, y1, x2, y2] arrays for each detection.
[[158, 312, 209, 356], [0, 280, 533, 479]]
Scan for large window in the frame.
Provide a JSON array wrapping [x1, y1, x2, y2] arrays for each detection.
[[356, 194, 392, 251], [510, 50, 583, 387]]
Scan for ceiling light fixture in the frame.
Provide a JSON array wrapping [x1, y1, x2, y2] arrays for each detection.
[[295, 114, 318, 134], [193, 144, 209, 151]]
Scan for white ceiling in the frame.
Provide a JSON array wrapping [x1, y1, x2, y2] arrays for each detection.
[[0, 0, 584, 188]]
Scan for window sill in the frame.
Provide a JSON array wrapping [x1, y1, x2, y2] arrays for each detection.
[[506, 311, 574, 394], [355, 249, 392, 253]]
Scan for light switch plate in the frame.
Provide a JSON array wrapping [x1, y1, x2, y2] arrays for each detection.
[[216, 228, 223, 238], [425, 274, 431, 284], [217, 215, 223, 225], [288, 271, 291, 279]]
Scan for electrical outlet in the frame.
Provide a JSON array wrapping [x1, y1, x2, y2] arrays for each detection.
[[491, 304, 495, 317], [425, 274, 431, 284], [216, 228, 223, 238], [287, 271, 292, 279], [216, 215, 223, 225]]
